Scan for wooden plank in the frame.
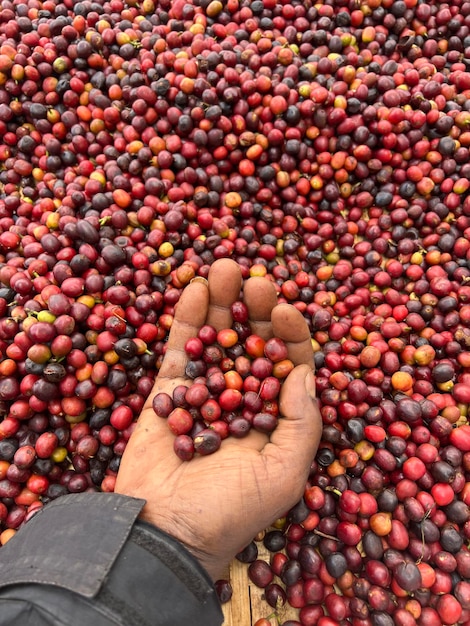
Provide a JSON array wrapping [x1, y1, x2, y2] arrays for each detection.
[[222, 544, 299, 626], [222, 559, 253, 626]]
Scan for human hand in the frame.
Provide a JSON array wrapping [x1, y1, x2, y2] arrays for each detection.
[[114, 259, 322, 581]]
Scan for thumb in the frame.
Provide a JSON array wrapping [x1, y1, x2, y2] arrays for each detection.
[[265, 364, 322, 474]]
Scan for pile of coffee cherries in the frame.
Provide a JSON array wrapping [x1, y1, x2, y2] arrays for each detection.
[[0, 0, 470, 622], [153, 300, 294, 459]]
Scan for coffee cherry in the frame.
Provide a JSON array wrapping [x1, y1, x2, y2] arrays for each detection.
[[173, 435, 195, 462], [167, 408, 194, 436], [248, 560, 274, 588], [193, 429, 221, 456], [152, 393, 174, 418]]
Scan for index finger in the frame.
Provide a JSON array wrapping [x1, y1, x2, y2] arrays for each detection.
[[271, 303, 315, 370], [243, 276, 278, 340]]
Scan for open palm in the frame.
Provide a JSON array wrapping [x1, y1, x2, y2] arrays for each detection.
[[115, 259, 322, 580]]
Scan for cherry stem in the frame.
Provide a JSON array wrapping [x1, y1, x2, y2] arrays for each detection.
[[313, 529, 340, 542]]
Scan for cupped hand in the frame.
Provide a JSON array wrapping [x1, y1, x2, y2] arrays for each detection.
[[115, 259, 322, 581]]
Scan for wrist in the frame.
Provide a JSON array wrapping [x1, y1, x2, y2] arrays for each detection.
[[138, 507, 225, 582]]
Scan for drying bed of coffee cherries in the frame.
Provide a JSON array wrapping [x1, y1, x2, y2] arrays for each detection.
[[1, 0, 470, 622]]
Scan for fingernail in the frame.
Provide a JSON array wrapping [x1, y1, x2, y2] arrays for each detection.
[[190, 277, 208, 286], [305, 370, 316, 400]]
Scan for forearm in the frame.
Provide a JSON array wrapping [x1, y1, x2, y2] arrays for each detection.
[[0, 493, 223, 626]]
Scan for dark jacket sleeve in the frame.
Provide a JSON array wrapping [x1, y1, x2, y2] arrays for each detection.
[[0, 492, 224, 626]]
